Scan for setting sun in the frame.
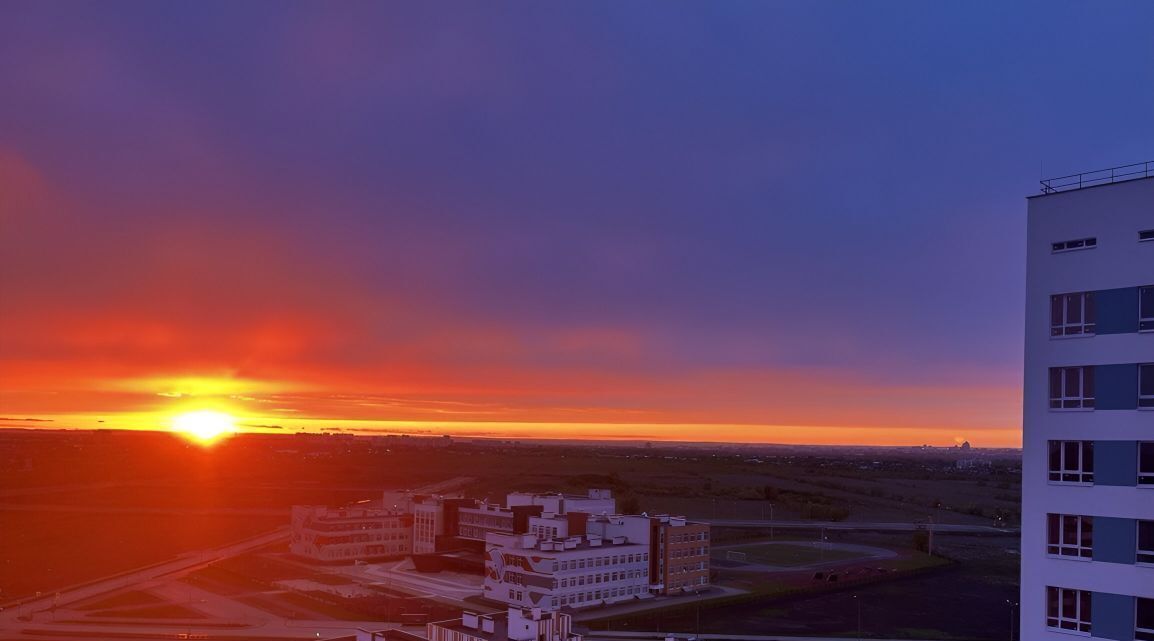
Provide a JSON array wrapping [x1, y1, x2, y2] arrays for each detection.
[[171, 410, 237, 444]]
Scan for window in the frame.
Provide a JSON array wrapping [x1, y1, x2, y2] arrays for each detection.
[[1143, 286, 1154, 332], [1049, 441, 1094, 484], [1047, 586, 1092, 634], [1141, 230, 1154, 242], [1139, 521, 1154, 565], [1051, 292, 1096, 337], [1143, 364, 1154, 408], [1052, 237, 1097, 253], [1047, 514, 1092, 558], [1050, 367, 1095, 409], [1141, 443, 1154, 486], [1138, 598, 1154, 641]]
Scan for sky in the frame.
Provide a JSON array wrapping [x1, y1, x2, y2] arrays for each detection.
[[1, 1, 1152, 446]]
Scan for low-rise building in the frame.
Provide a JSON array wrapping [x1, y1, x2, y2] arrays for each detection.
[[506, 489, 615, 516], [652, 515, 710, 594], [427, 608, 581, 641], [586, 513, 711, 595], [413, 497, 446, 554], [484, 531, 652, 611], [458, 490, 615, 544], [290, 505, 412, 563]]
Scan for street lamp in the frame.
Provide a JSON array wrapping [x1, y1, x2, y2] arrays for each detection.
[[853, 594, 862, 639], [1006, 599, 1019, 641], [695, 589, 705, 635]]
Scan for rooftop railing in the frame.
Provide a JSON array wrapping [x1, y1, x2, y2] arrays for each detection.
[[1040, 161, 1154, 194]]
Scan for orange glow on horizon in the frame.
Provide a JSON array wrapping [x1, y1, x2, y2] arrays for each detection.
[[7, 412, 1023, 448], [170, 410, 238, 445]]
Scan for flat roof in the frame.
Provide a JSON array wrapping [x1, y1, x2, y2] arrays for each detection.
[[432, 614, 508, 639]]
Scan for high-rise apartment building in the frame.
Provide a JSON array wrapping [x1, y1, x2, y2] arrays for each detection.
[[1021, 166, 1154, 641]]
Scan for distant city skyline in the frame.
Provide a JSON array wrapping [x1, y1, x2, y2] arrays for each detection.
[[1, 2, 1152, 446]]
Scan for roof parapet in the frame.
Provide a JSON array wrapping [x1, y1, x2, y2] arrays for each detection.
[[1039, 161, 1153, 195]]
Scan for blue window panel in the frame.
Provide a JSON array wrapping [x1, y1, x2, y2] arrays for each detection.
[[1092, 517, 1136, 564], [1094, 287, 1139, 335], [1094, 441, 1137, 487], [1091, 592, 1135, 641], [1095, 364, 1139, 410]]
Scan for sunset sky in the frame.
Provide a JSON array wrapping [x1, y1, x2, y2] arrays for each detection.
[[1, 2, 1152, 446]]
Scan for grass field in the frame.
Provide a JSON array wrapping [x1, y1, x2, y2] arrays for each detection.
[[718, 541, 868, 567]]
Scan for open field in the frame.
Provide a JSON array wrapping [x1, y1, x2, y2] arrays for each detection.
[[588, 531, 1019, 640], [0, 429, 1020, 640], [1, 430, 1019, 520], [0, 510, 285, 601]]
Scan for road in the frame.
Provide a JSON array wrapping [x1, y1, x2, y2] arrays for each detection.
[[705, 519, 1018, 534]]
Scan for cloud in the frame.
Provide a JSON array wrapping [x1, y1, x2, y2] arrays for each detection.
[[10, 1, 1134, 446], [0, 150, 53, 224]]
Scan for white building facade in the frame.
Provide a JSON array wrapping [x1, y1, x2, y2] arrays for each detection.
[[459, 502, 518, 541], [506, 490, 616, 516], [484, 532, 652, 611], [413, 499, 446, 554], [1021, 171, 1154, 641]]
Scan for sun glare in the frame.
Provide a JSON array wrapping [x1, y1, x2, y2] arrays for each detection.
[[172, 410, 237, 444]]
